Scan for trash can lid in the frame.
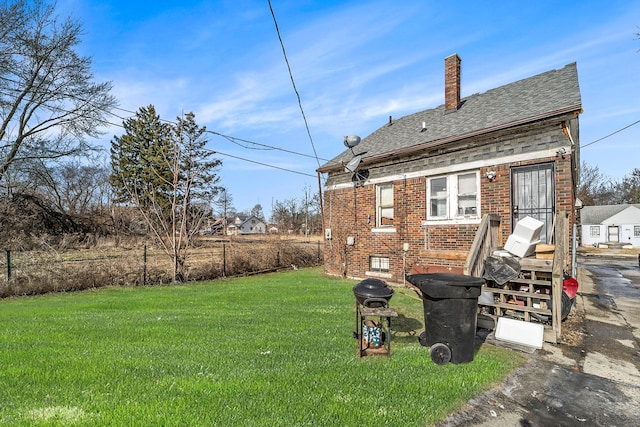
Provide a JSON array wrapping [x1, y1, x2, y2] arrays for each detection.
[[406, 273, 484, 299], [406, 273, 485, 288]]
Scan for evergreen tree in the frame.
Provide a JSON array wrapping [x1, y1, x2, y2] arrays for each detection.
[[110, 108, 222, 281], [110, 105, 173, 211]]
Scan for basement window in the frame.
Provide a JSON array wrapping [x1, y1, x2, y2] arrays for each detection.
[[369, 256, 389, 273], [426, 171, 480, 221]]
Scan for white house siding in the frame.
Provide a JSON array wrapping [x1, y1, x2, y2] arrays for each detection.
[[581, 224, 606, 246], [618, 224, 640, 246], [581, 205, 640, 247]]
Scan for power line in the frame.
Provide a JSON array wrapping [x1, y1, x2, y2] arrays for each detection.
[[205, 130, 329, 161], [0, 87, 324, 177], [581, 118, 640, 149], [268, 0, 322, 170], [205, 148, 316, 177], [0, 79, 325, 163]]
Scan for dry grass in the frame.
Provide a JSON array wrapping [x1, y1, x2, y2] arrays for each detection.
[[0, 234, 323, 297]]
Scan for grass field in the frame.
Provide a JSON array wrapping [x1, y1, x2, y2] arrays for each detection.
[[0, 268, 525, 426]]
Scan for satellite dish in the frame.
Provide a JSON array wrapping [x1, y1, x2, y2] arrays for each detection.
[[344, 155, 361, 173], [343, 135, 361, 149], [352, 169, 369, 187]]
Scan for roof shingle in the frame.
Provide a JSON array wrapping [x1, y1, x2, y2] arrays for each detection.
[[319, 62, 581, 171]]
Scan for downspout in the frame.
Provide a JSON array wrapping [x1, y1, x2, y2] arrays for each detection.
[[317, 171, 324, 237]]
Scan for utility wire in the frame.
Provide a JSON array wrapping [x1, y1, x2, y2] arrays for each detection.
[[205, 130, 329, 161], [0, 87, 325, 175], [581, 118, 640, 149], [0, 81, 325, 163], [205, 149, 316, 177], [268, 0, 322, 170]]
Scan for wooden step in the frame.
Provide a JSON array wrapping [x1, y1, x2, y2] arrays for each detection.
[[519, 258, 553, 272], [481, 286, 551, 300], [507, 278, 552, 287], [479, 301, 552, 316]]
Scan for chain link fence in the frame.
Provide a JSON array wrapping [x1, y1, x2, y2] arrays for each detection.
[[0, 239, 323, 298]]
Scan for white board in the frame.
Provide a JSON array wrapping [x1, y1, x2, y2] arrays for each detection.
[[495, 317, 544, 349]]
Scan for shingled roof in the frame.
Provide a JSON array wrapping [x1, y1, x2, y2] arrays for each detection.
[[581, 204, 640, 224], [318, 61, 581, 172]]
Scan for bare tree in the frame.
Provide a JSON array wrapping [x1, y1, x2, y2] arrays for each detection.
[[111, 109, 221, 282], [0, 0, 117, 183], [619, 168, 640, 204], [31, 158, 111, 215], [577, 161, 619, 206], [250, 203, 265, 221], [213, 187, 235, 231]]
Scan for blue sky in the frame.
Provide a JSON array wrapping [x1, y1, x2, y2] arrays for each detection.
[[58, 0, 640, 217]]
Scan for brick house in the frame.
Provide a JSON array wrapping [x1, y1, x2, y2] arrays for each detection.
[[317, 54, 582, 283]]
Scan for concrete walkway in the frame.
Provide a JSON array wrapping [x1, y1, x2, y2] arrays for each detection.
[[436, 254, 640, 427]]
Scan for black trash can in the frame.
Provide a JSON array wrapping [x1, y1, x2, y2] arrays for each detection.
[[406, 273, 484, 365]]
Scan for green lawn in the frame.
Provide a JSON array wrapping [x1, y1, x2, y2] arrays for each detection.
[[0, 268, 525, 426]]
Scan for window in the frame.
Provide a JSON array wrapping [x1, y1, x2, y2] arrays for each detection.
[[427, 171, 479, 221], [590, 226, 600, 237], [429, 177, 448, 218], [376, 184, 394, 227], [457, 173, 478, 216], [369, 256, 389, 273], [635, 226, 640, 237]]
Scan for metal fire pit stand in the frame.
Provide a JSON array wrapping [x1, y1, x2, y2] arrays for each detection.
[[354, 297, 398, 357]]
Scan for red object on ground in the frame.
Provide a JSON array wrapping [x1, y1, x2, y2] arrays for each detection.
[[563, 276, 579, 299]]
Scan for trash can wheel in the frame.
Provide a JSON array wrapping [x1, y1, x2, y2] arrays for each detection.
[[418, 330, 428, 346], [430, 343, 451, 365]]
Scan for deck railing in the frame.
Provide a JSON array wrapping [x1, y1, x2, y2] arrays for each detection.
[[463, 213, 502, 277]]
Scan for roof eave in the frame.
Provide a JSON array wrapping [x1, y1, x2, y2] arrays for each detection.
[[317, 104, 582, 174]]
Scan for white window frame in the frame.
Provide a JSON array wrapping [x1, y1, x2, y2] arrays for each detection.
[[369, 256, 389, 272], [590, 226, 601, 237], [426, 171, 480, 223], [634, 226, 640, 237], [376, 183, 394, 228]]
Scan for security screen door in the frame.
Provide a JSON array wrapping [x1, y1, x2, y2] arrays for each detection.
[[511, 163, 555, 244]]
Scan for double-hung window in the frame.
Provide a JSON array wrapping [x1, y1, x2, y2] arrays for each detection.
[[427, 171, 479, 221], [376, 184, 394, 227]]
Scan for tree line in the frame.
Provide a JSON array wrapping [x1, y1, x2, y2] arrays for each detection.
[[577, 162, 640, 206], [0, 0, 322, 283], [1, 1, 634, 281]]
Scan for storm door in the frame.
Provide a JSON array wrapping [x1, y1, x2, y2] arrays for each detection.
[[608, 226, 619, 243], [511, 163, 555, 244]]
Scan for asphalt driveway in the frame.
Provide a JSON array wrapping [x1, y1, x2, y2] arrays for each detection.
[[436, 252, 640, 427]]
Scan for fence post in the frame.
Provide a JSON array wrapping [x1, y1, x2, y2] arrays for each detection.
[[143, 245, 147, 286], [6, 250, 11, 283], [223, 242, 227, 277]]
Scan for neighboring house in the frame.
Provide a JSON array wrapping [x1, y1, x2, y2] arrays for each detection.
[[268, 225, 279, 234], [317, 54, 582, 282], [201, 218, 226, 235], [580, 204, 640, 247], [226, 215, 266, 235]]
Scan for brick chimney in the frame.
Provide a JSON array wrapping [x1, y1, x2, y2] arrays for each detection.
[[445, 54, 461, 111]]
